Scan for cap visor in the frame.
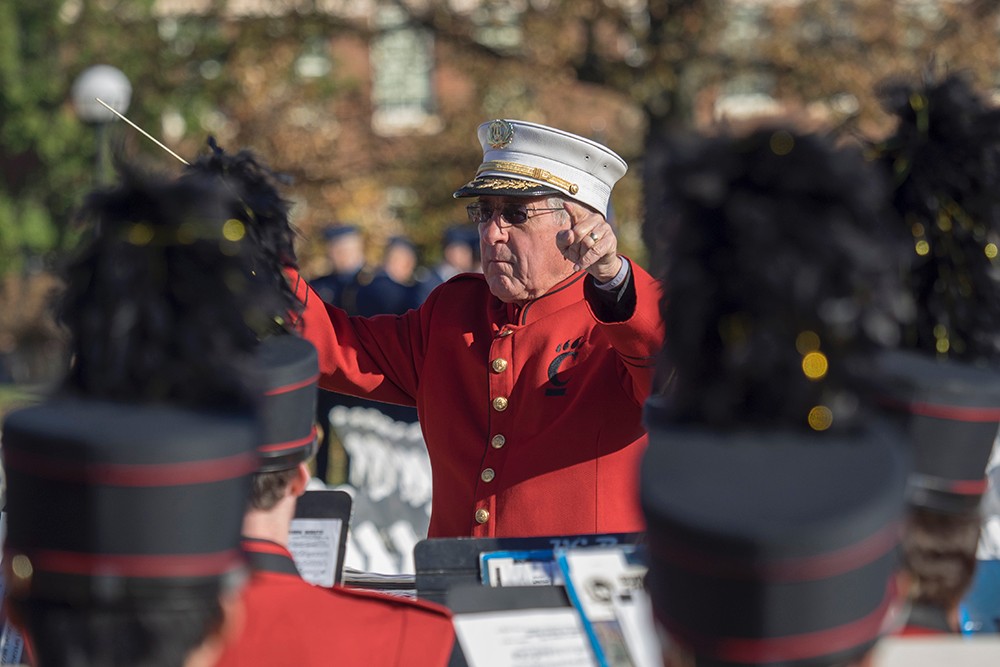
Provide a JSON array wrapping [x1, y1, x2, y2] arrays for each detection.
[[453, 175, 560, 199]]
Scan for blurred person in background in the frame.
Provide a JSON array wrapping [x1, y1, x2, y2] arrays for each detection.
[[351, 235, 422, 317], [867, 72, 1000, 638], [310, 224, 366, 310], [416, 225, 480, 303]]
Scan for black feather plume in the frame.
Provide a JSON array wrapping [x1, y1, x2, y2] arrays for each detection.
[[181, 137, 301, 333], [874, 71, 1000, 363], [58, 165, 288, 410], [649, 127, 909, 431]]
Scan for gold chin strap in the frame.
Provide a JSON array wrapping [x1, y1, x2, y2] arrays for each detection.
[[478, 160, 579, 195]]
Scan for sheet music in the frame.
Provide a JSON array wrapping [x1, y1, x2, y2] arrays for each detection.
[[453, 608, 598, 667], [288, 518, 343, 587]]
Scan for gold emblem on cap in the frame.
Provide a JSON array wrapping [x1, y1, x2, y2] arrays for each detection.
[[487, 120, 515, 149]]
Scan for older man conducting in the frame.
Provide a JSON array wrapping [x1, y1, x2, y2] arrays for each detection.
[[289, 119, 663, 538]]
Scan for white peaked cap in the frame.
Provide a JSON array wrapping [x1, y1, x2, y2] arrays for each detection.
[[453, 119, 628, 216]]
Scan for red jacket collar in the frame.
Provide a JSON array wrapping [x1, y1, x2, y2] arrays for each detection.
[[491, 271, 587, 329]]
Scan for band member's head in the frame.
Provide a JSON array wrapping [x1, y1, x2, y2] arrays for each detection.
[[3, 167, 271, 666]]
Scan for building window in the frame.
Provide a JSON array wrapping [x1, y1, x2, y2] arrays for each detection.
[[371, 4, 439, 135]]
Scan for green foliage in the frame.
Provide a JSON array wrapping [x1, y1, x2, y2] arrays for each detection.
[[0, 1, 92, 274], [0, 0, 244, 279], [0, 192, 59, 272]]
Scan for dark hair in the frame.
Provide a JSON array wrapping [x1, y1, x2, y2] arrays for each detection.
[[12, 597, 224, 667], [249, 466, 300, 511], [902, 506, 981, 608]]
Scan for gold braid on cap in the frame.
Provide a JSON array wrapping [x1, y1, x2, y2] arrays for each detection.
[[478, 160, 579, 195], [474, 177, 541, 191]]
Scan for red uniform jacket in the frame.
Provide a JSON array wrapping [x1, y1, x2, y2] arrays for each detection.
[[290, 262, 663, 537], [216, 539, 454, 666]]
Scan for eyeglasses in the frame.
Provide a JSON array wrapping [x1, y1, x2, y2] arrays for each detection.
[[466, 202, 565, 227]]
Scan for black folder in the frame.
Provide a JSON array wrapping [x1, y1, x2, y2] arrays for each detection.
[[290, 489, 353, 586], [414, 532, 643, 606]]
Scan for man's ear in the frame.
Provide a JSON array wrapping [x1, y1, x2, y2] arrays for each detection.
[[290, 461, 311, 498]]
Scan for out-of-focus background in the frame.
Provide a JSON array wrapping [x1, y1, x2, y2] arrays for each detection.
[[3, 0, 1000, 403]]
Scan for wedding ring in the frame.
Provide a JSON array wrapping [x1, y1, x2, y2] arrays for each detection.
[[588, 231, 599, 243]]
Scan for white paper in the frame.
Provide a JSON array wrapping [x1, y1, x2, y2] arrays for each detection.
[[560, 547, 657, 667], [287, 517, 343, 587], [874, 637, 1000, 667], [611, 588, 664, 667], [454, 608, 598, 667], [977, 435, 1000, 559], [0, 624, 24, 666]]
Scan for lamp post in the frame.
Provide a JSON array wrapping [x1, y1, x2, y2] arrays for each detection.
[[71, 65, 132, 186]]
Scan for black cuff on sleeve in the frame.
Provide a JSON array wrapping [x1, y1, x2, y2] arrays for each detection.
[[585, 270, 636, 323]]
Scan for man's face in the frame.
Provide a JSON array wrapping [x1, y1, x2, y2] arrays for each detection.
[[384, 243, 417, 283], [328, 234, 364, 273], [476, 195, 574, 304]]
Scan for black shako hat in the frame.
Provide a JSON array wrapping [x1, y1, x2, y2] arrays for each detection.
[[242, 335, 320, 472], [0, 165, 278, 609], [642, 397, 908, 667], [870, 72, 1000, 516], [1, 399, 258, 607], [875, 350, 1000, 514], [641, 126, 912, 666], [323, 224, 359, 241]]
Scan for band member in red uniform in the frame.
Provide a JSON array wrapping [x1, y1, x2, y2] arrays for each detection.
[[215, 336, 454, 667], [288, 120, 663, 538], [185, 144, 455, 666]]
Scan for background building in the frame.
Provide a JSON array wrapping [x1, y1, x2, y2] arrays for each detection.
[[2, 0, 1000, 387]]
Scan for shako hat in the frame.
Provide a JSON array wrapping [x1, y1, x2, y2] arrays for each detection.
[[242, 335, 320, 472], [453, 119, 627, 215], [642, 126, 911, 665], [870, 72, 1000, 515], [322, 224, 360, 241], [641, 401, 908, 666], [875, 350, 1000, 513], [443, 225, 478, 249], [1, 164, 277, 608], [2, 400, 258, 606]]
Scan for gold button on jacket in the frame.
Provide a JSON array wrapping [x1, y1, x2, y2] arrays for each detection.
[[492, 396, 508, 412], [491, 358, 508, 373], [481, 468, 495, 482], [491, 434, 506, 449], [475, 508, 490, 524]]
